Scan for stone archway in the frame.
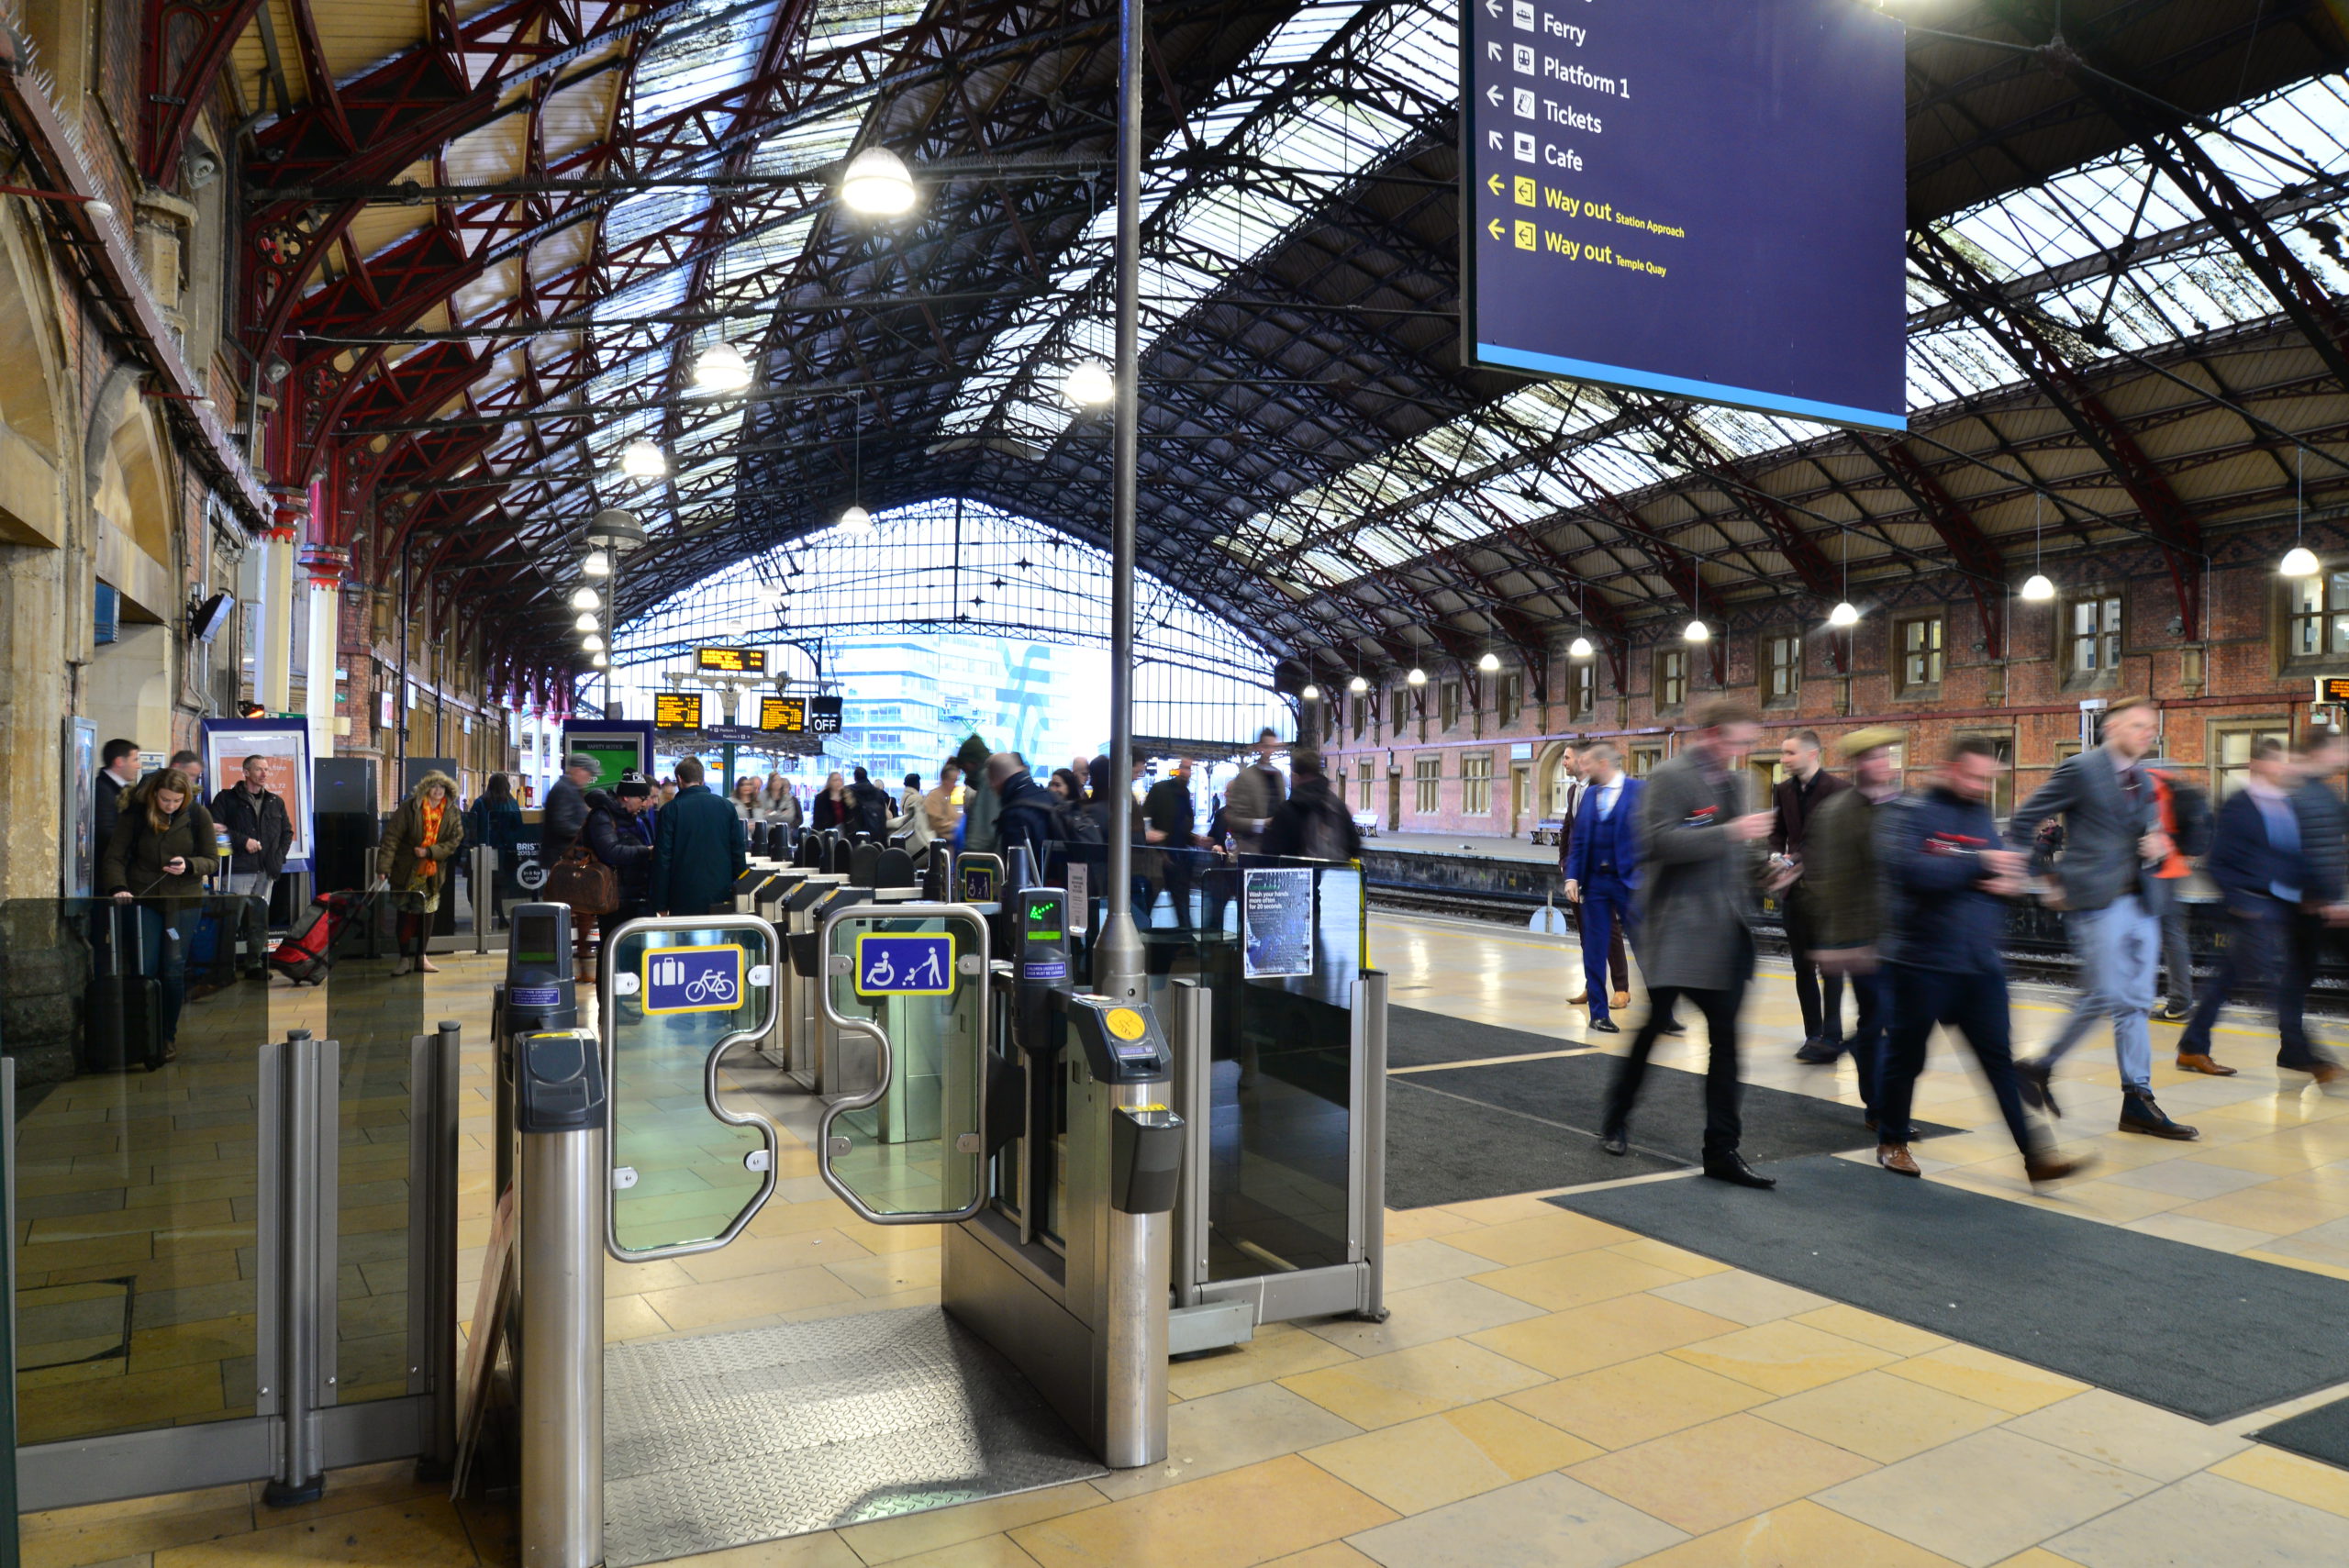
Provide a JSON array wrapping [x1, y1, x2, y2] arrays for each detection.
[[1531, 739, 1575, 818]]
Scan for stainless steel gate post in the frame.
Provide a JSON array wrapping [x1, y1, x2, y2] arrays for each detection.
[[410, 1021, 463, 1480], [517, 1029, 606, 1568], [473, 848, 495, 954], [1101, 1079, 1170, 1470], [1170, 981, 1209, 1307], [263, 1029, 328, 1507], [1353, 971, 1389, 1320]]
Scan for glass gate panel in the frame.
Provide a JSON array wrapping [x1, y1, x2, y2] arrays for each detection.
[[601, 917, 782, 1259], [817, 905, 988, 1222]]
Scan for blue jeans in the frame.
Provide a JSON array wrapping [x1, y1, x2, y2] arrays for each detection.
[[1879, 963, 2037, 1153], [1580, 876, 1638, 1021], [2041, 895, 2158, 1090]]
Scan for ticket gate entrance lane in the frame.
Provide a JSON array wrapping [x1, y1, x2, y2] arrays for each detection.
[[506, 904, 1175, 1568]]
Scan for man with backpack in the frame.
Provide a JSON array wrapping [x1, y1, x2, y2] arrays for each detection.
[[1261, 751, 1360, 862], [1224, 728, 1288, 854], [989, 753, 1063, 875]]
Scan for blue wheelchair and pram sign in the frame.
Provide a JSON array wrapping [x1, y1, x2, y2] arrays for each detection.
[[641, 944, 746, 1014], [853, 933, 956, 996]]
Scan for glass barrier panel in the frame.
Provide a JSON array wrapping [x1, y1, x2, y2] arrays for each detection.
[[821, 908, 985, 1218], [4, 896, 271, 1444], [603, 921, 777, 1256]]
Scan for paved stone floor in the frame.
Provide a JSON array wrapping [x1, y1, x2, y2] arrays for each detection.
[[18, 916, 2349, 1567]]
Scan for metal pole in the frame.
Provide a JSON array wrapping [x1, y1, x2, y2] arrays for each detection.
[[264, 1029, 324, 1507], [1101, 1084, 1170, 1468], [519, 1120, 604, 1568], [1095, 0, 1146, 1002], [1355, 970, 1388, 1321], [414, 1022, 462, 1481]]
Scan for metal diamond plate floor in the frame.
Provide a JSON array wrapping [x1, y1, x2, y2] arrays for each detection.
[[602, 1307, 1104, 1566]]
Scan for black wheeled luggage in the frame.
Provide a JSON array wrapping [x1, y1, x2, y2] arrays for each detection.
[[84, 902, 166, 1073]]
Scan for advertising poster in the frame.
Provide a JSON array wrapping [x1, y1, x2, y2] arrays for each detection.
[[61, 717, 95, 897], [199, 717, 315, 868], [1242, 866, 1315, 980]]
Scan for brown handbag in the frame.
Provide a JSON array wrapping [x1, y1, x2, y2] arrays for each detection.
[[544, 846, 619, 916]]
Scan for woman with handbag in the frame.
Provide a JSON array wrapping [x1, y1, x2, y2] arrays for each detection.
[[546, 777, 632, 984], [380, 771, 464, 975]]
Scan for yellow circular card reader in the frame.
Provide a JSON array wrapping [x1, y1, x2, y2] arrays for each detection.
[[1106, 1007, 1148, 1041]]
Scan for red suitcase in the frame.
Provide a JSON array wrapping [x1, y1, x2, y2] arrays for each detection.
[[267, 890, 356, 985]]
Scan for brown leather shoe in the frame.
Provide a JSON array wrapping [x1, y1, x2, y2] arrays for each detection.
[[2025, 1151, 2094, 1184], [1611, 990, 1631, 1009], [2284, 1060, 2346, 1086], [1876, 1143, 1920, 1177], [2175, 1053, 2237, 1077], [1569, 993, 1589, 1006]]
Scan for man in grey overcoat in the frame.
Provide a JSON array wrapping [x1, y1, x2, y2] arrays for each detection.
[[1600, 698, 1779, 1187]]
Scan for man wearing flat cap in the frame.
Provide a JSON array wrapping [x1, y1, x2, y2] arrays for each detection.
[[1792, 728, 1904, 1127]]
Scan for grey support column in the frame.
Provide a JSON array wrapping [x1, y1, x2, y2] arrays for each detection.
[[263, 1029, 327, 1507], [516, 1029, 607, 1568], [1100, 1086, 1170, 1470], [411, 1021, 463, 1480]]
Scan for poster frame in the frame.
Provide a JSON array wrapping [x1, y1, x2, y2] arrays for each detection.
[[199, 716, 316, 871]]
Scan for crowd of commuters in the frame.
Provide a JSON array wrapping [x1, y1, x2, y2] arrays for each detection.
[[1548, 695, 2346, 1192]]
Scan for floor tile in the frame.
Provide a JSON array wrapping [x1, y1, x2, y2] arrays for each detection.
[[1787, 1304, 1948, 1357], [2046, 1470, 2349, 1566], [1302, 1401, 1600, 1514], [1814, 1428, 2162, 1567], [1279, 1339, 1548, 1429], [1466, 1293, 1743, 1379], [1378, 1240, 1505, 1294], [1752, 1368, 2009, 1462], [1440, 1211, 1638, 1267], [1601, 1239, 1731, 1279], [1095, 1383, 1363, 1500], [2001, 1390, 2250, 1483], [2208, 1444, 2349, 1519], [1346, 1473, 1687, 1568], [2121, 1212, 2275, 1254], [667, 1532, 863, 1566], [151, 1496, 479, 1567], [1621, 1498, 1966, 1567], [1503, 1353, 1772, 1451], [1645, 1271, 1833, 1326], [1261, 1547, 1381, 1568], [1565, 1412, 1875, 1535], [1879, 1344, 2090, 1415], [860, 1535, 1034, 1568], [1302, 1276, 1544, 1356], [1468, 1249, 1687, 1312], [1667, 1318, 1898, 1396], [2102, 1159, 2278, 1200], [1011, 1454, 1396, 1568], [1169, 1323, 1357, 1400]]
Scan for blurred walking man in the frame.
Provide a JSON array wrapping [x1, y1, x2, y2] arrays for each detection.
[[1769, 729, 1851, 1062], [1562, 741, 1642, 1034]]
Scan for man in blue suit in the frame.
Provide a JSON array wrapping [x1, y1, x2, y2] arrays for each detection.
[[1562, 740, 1642, 1034]]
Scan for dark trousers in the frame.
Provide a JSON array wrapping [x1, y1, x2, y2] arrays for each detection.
[[1846, 965, 1890, 1117], [1878, 962, 2036, 1153], [1783, 891, 1845, 1044], [2159, 894, 2194, 1006], [1604, 936, 1751, 1155], [1579, 877, 1637, 1021], [2184, 901, 2332, 1069]]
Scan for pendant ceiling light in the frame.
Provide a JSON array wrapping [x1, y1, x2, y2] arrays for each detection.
[[1828, 531, 1859, 626], [838, 392, 873, 532], [568, 585, 599, 610], [1348, 674, 1369, 694], [1477, 651, 1500, 673], [2283, 450, 2319, 576], [693, 340, 752, 393], [1569, 635, 1594, 659], [620, 439, 666, 479], [2021, 494, 2055, 600], [1300, 684, 1320, 702], [1406, 667, 1427, 687], [573, 612, 597, 631], [581, 549, 611, 579], [1683, 562, 1708, 642], [1063, 360, 1115, 406], [840, 148, 918, 215]]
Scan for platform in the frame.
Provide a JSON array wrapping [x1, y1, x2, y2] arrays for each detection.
[[18, 928, 2349, 1568]]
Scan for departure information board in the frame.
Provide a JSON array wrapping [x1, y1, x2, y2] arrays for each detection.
[[651, 692, 704, 730], [696, 646, 766, 673], [760, 695, 806, 732], [1462, 0, 1906, 430]]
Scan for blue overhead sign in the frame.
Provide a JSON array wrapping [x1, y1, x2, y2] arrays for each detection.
[[642, 944, 744, 1014], [854, 933, 956, 996], [1462, 0, 1907, 431]]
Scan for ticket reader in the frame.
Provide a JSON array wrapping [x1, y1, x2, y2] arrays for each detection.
[[513, 1028, 606, 1568], [495, 903, 578, 1195]]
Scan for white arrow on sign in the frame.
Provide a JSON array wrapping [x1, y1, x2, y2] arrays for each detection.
[[1487, 41, 1500, 60], [1487, 130, 1503, 150], [1486, 84, 1501, 106], [1485, 0, 1500, 13]]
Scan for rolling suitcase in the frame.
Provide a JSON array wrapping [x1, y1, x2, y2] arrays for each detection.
[[268, 889, 353, 985], [84, 903, 166, 1073]]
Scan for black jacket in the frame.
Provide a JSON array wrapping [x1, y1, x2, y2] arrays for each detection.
[[210, 783, 294, 875], [2292, 778, 2349, 907], [583, 789, 654, 902], [650, 784, 745, 915], [994, 771, 1063, 872], [1261, 777, 1362, 861], [1878, 786, 2011, 973], [541, 776, 589, 860], [95, 771, 133, 851], [847, 780, 892, 837]]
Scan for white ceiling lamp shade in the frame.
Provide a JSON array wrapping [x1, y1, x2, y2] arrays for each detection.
[[1300, 684, 1320, 702], [1828, 600, 1861, 628], [592, 653, 608, 669], [581, 632, 607, 651], [581, 549, 612, 578], [2281, 546, 2321, 577], [1683, 617, 1710, 643], [1568, 635, 1595, 659], [573, 612, 598, 631], [1347, 674, 1369, 694], [840, 148, 918, 216], [568, 585, 600, 610], [619, 439, 667, 479], [2284, 450, 2317, 576], [693, 340, 753, 393], [1063, 360, 1116, 406], [2020, 573, 2056, 601], [1406, 667, 1427, 687], [837, 503, 874, 533], [1477, 651, 1500, 673]]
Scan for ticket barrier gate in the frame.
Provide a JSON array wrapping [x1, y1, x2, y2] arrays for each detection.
[[502, 894, 1179, 1568]]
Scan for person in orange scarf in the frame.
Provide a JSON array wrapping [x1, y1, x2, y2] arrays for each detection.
[[381, 771, 465, 974]]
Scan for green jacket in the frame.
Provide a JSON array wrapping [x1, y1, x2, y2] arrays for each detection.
[[1802, 785, 1884, 953], [380, 773, 465, 894]]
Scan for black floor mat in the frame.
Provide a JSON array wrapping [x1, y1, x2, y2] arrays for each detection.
[[1387, 1005, 1587, 1068], [1386, 1052, 1942, 1209], [2254, 1395, 2349, 1473], [1551, 1153, 2349, 1422]]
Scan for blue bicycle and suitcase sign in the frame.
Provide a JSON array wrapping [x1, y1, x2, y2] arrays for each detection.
[[641, 943, 746, 1014]]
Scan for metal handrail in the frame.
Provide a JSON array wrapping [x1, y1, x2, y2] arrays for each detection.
[[596, 913, 785, 1262], [813, 900, 991, 1226]]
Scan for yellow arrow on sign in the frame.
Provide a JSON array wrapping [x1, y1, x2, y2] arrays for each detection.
[[1486, 173, 1504, 196], [1487, 218, 1505, 240]]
